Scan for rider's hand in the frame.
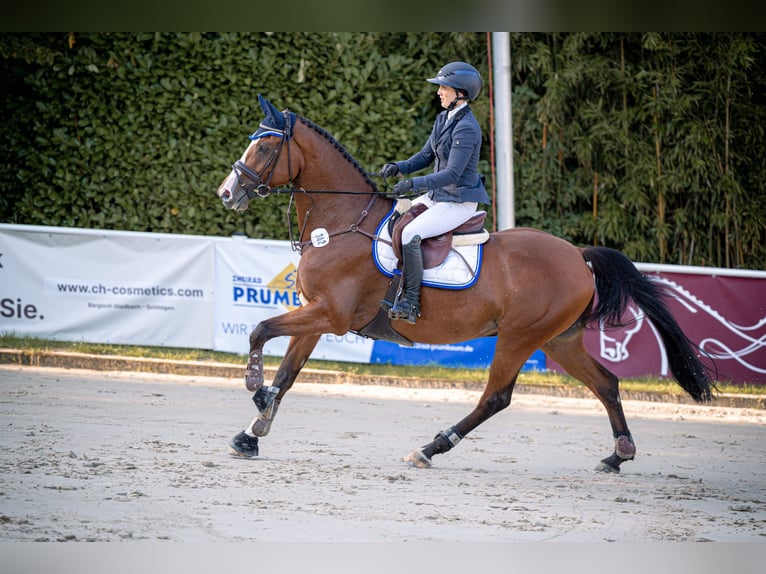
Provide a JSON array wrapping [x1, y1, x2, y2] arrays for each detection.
[[393, 179, 413, 197], [381, 163, 399, 178]]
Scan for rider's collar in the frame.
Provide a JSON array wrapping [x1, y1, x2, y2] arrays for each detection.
[[447, 101, 468, 122]]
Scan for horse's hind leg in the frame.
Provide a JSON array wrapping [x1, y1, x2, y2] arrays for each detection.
[[404, 339, 531, 468], [404, 374, 520, 469], [229, 334, 321, 459], [542, 324, 636, 473]]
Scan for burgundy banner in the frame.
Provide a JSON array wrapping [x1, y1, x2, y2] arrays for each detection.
[[551, 268, 766, 386]]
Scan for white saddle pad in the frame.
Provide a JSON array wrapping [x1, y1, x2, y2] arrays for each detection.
[[372, 209, 485, 290]]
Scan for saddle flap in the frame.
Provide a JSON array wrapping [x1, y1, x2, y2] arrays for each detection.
[[391, 206, 488, 270]]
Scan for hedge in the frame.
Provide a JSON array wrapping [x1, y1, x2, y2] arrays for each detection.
[[2, 32, 764, 269]]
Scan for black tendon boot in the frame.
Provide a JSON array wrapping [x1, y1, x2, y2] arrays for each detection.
[[388, 236, 423, 324]]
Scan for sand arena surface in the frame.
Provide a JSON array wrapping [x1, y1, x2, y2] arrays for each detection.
[[1, 364, 764, 542]]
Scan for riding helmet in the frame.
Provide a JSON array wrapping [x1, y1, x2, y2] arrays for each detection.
[[427, 62, 482, 101]]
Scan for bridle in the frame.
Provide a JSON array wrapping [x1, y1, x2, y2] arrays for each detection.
[[230, 110, 295, 201], [227, 111, 409, 253]]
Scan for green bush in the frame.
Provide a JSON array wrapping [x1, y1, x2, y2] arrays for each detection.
[[2, 32, 764, 269]]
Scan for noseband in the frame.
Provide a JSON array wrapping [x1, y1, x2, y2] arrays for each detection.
[[232, 111, 294, 199]]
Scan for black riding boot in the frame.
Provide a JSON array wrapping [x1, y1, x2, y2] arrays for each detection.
[[387, 236, 423, 324]]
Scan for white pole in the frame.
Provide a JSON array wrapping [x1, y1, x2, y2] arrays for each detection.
[[492, 32, 514, 230]]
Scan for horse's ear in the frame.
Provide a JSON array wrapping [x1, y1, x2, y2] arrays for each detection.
[[257, 94, 285, 131]]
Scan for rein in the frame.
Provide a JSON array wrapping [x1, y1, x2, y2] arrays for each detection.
[[245, 181, 411, 200]]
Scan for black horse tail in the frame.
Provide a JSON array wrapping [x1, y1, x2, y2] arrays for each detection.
[[582, 246, 716, 403]]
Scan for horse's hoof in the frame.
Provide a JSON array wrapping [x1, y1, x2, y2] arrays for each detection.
[[403, 449, 432, 468], [594, 460, 620, 473], [228, 431, 259, 459]]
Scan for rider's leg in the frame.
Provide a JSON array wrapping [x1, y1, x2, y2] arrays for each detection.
[[400, 200, 478, 245], [388, 201, 478, 324], [388, 236, 423, 324]]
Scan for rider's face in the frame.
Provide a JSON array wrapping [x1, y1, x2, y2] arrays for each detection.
[[437, 84, 460, 109]]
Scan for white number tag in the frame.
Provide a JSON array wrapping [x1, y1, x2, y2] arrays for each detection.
[[310, 228, 330, 248]]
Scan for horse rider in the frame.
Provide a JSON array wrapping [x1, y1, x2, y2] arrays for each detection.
[[380, 61, 491, 324]]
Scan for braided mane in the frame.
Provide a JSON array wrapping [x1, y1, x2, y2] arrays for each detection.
[[296, 114, 378, 193]]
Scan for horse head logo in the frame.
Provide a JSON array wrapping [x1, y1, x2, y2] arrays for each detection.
[[599, 305, 645, 363]]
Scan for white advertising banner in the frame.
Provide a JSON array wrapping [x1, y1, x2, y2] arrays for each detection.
[[0, 225, 215, 348], [212, 236, 374, 362], [5, 224, 761, 384]]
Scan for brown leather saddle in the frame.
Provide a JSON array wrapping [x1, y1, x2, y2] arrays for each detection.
[[390, 203, 488, 269]]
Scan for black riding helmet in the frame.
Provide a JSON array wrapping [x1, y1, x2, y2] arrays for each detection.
[[427, 61, 482, 101]]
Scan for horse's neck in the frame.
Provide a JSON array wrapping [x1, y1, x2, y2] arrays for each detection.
[[292, 124, 390, 231]]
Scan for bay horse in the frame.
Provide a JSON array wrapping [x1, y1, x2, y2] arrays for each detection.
[[216, 95, 715, 473]]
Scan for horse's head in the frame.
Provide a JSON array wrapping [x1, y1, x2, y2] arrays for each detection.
[[217, 94, 301, 211]]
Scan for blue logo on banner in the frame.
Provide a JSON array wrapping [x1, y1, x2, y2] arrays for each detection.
[[369, 337, 546, 371]]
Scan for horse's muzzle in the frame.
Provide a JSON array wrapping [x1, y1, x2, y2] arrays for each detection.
[[220, 188, 249, 211]]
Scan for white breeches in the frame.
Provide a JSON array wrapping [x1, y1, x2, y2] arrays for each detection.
[[401, 195, 479, 245]]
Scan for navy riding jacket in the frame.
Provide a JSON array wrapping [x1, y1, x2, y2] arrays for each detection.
[[394, 106, 490, 205]]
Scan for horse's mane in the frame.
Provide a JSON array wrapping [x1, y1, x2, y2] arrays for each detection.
[[296, 114, 378, 193]]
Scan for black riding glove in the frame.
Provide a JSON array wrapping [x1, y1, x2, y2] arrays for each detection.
[[381, 163, 399, 178], [393, 179, 413, 197]]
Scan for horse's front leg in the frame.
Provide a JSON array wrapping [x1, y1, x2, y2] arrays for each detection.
[[229, 301, 344, 459], [243, 297, 347, 392], [229, 333, 321, 458], [250, 331, 323, 436]]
